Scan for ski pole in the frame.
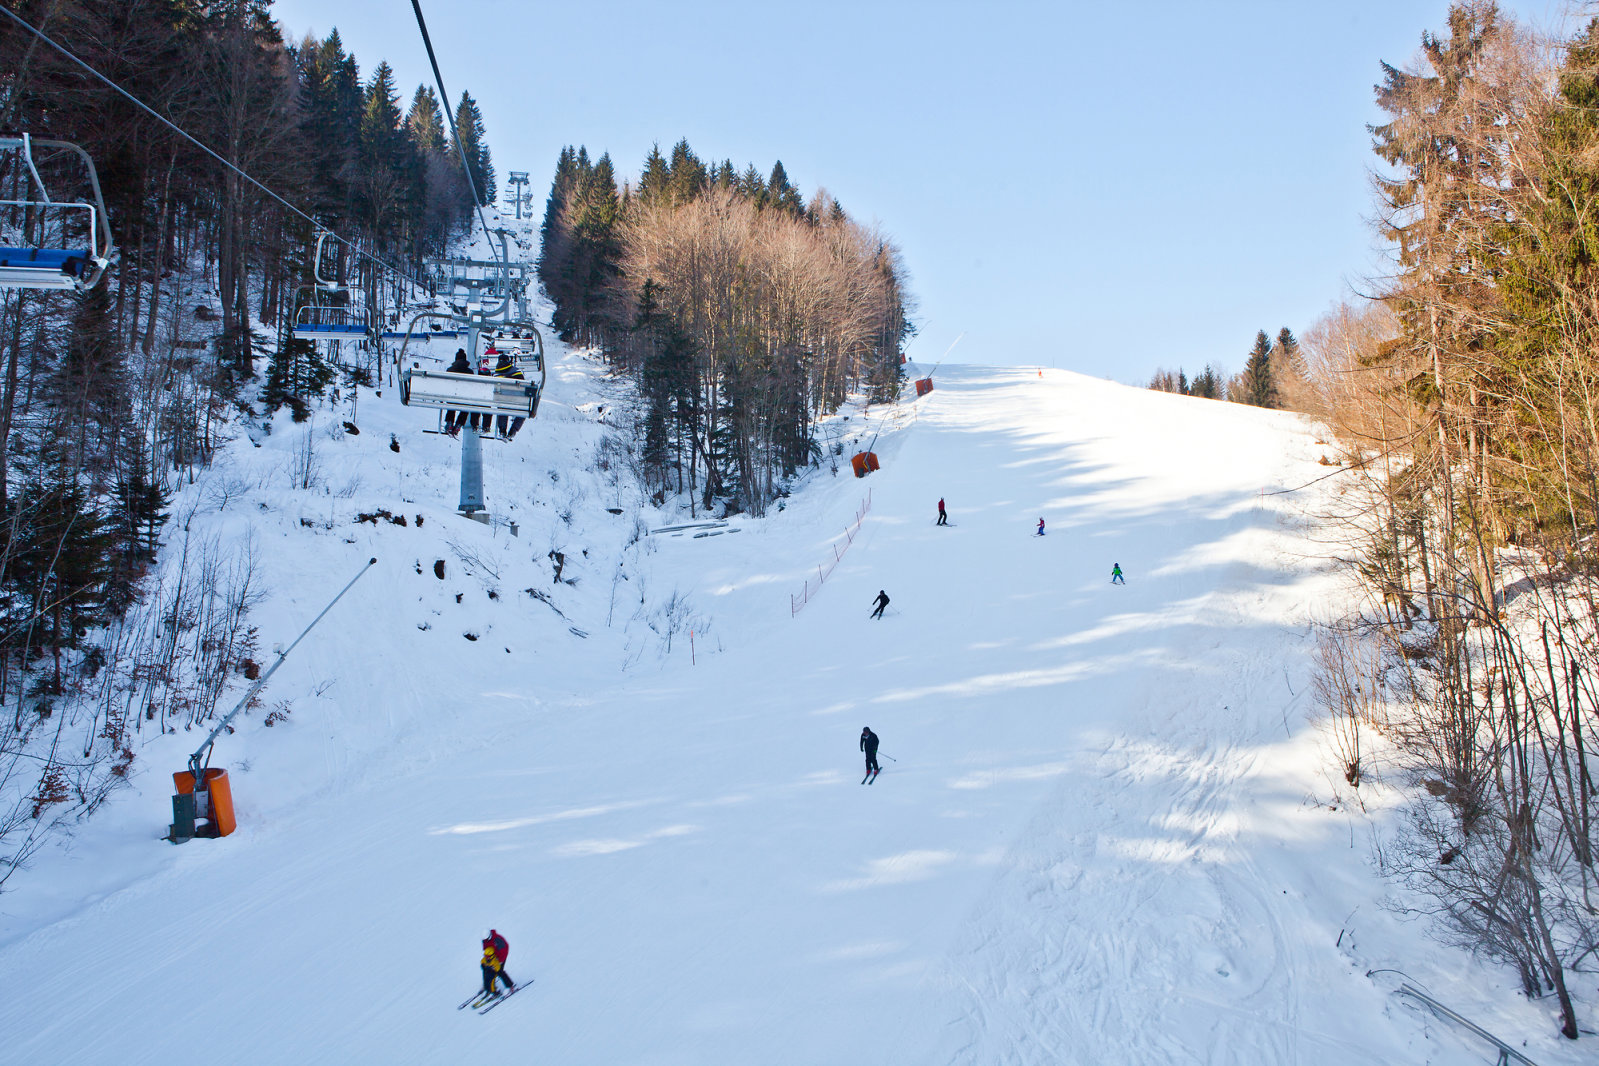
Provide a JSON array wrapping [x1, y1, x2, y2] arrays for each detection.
[[881, 753, 896, 762]]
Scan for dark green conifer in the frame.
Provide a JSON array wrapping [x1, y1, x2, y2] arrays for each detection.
[[638, 145, 669, 206], [767, 160, 804, 215], [454, 91, 496, 205], [667, 140, 706, 204], [1236, 330, 1279, 408], [406, 85, 446, 152]]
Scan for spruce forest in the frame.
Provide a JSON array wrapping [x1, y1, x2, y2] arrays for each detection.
[[0, 0, 491, 883]]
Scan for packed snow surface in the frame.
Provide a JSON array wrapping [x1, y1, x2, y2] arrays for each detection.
[[0, 339, 1587, 1062]]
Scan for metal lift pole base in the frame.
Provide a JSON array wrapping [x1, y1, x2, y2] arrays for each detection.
[[459, 425, 486, 516]]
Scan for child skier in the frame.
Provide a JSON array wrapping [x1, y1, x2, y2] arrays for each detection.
[[480, 929, 515, 998], [937, 498, 948, 525], [1036, 517, 1046, 536], [1111, 563, 1125, 585]]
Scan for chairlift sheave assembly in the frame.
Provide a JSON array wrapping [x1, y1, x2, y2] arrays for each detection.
[[0, 134, 114, 291]]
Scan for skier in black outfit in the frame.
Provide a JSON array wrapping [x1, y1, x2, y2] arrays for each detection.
[[860, 727, 880, 778], [870, 590, 889, 619]]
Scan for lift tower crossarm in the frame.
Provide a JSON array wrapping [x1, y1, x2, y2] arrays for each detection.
[[186, 557, 377, 781]]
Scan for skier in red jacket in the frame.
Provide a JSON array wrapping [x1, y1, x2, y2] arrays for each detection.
[[481, 929, 515, 997]]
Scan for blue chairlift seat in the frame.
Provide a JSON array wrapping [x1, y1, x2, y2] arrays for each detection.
[[292, 303, 369, 341], [0, 246, 92, 290], [0, 136, 114, 291]]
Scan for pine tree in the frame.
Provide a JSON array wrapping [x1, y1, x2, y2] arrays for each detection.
[[294, 30, 363, 221], [1494, 17, 1599, 536], [1236, 330, 1279, 408], [1190, 365, 1222, 400], [767, 160, 804, 215], [49, 284, 126, 471], [738, 164, 768, 208], [108, 433, 169, 613], [565, 153, 622, 341], [638, 144, 670, 207], [667, 139, 706, 205], [406, 85, 445, 152], [112, 433, 168, 566], [357, 61, 419, 240], [454, 91, 495, 205], [262, 335, 333, 420], [1275, 327, 1303, 378], [8, 473, 116, 669]]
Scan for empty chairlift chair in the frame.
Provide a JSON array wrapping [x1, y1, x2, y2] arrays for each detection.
[[292, 302, 370, 341], [0, 134, 114, 291], [290, 229, 370, 342]]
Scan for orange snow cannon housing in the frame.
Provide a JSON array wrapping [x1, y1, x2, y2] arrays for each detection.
[[173, 767, 236, 837], [914, 377, 934, 397], [851, 452, 880, 478]]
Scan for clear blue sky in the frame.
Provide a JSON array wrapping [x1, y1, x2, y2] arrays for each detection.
[[270, 0, 1568, 381]]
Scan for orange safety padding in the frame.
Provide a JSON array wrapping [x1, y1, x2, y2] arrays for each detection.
[[914, 378, 933, 397], [850, 453, 867, 477], [202, 768, 236, 837], [173, 767, 237, 837]]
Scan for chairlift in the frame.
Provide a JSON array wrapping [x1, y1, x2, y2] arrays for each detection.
[[379, 321, 464, 341], [399, 365, 540, 421], [290, 229, 369, 341], [397, 309, 545, 423], [397, 247, 544, 517], [483, 327, 544, 380], [0, 134, 114, 291], [291, 301, 370, 341]]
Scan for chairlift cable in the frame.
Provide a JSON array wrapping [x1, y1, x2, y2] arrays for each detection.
[[409, 0, 496, 253], [0, 3, 427, 292]]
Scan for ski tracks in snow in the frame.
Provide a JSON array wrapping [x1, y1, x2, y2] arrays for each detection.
[[924, 519, 1352, 1063]]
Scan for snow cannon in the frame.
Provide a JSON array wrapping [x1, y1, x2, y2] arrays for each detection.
[[914, 377, 934, 398], [168, 768, 235, 842], [850, 452, 880, 478], [167, 558, 377, 845]]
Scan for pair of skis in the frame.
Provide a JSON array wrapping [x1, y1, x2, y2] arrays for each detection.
[[458, 980, 531, 1014], [861, 767, 882, 785]]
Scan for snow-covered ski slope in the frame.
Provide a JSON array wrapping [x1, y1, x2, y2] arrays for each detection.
[[0, 345, 1586, 1063]]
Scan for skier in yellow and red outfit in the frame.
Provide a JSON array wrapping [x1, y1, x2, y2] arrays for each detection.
[[481, 929, 515, 998]]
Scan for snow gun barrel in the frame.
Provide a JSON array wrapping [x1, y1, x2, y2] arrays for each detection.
[[186, 557, 377, 781]]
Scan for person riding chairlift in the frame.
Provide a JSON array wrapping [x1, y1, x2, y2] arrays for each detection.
[[444, 348, 471, 437], [494, 351, 527, 440]]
